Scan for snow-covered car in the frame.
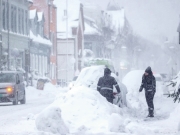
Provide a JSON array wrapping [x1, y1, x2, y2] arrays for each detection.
[[122, 70, 168, 98], [73, 65, 127, 107], [0, 71, 26, 105], [68, 76, 78, 90], [154, 74, 169, 95]]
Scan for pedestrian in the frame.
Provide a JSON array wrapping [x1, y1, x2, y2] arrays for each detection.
[[97, 67, 121, 103], [139, 66, 156, 117]]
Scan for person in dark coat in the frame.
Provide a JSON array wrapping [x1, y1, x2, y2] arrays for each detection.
[[139, 66, 156, 117], [97, 67, 121, 103]]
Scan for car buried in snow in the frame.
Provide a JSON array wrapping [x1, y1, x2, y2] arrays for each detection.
[[71, 65, 127, 107], [0, 71, 26, 105]]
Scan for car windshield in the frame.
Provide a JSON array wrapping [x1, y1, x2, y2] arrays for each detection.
[[0, 73, 16, 83]]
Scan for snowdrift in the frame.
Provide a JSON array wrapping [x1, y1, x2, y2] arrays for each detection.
[[26, 83, 67, 100], [38, 86, 125, 134], [35, 106, 69, 134]]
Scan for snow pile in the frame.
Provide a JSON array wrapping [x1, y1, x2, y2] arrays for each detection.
[[167, 103, 180, 134], [47, 86, 124, 134], [26, 83, 67, 100], [122, 70, 146, 113], [35, 106, 69, 134]]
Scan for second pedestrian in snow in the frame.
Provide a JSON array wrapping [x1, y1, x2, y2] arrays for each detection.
[[139, 66, 156, 117], [97, 67, 121, 104]]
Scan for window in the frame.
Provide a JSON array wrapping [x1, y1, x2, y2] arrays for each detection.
[[11, 5, 14, 32], [2, 1, 6, 30], [25, 11, 28, 35], [22, 9, 24, 34], [50, 32, 54, 54], [14, 7, 17, 32], [18, 8, 21, 33], [50, 6, 53, 22]]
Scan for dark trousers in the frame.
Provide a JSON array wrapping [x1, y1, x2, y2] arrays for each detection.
[[100, 89, 113, 104], [145, 91, 155, 115]]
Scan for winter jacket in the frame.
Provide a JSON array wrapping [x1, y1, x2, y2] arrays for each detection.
[[97, 68, 120, 94], [139, 67, 156, 92]]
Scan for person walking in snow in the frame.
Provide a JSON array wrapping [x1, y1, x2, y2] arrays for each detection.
[[139, 66, 156, 117], [97, 67, 121, 104]]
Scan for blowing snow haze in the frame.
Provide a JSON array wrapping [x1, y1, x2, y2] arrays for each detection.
[[81, 0, 180, 44]]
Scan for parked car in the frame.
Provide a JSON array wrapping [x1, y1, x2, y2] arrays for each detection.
[[0, 71, 26, 105], [73, 65, 127, 107]]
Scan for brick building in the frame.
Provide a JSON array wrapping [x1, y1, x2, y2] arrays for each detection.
[[29, 0, 57, 84]]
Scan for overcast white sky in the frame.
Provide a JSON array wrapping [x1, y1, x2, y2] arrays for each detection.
[[81, 0, 180, 44]]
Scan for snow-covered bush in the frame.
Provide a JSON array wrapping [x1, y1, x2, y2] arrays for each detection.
[[35, 106, 69, 134], [167, 72, 180, 103]]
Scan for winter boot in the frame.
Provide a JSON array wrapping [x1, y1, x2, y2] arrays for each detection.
[[149, 109, 154, 117], [147, 108, 154, 117]]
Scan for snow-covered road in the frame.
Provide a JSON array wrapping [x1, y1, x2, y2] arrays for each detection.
[[0, 97, 53, 133], [0, 84, 64, 135]]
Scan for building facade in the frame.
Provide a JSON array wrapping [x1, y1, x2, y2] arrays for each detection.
[[29, 0, 57, 84], [28, 9, 51, 78], [84, 16, 104, 58], [0, 0, 29, 70], [55, 0, 85, 84]]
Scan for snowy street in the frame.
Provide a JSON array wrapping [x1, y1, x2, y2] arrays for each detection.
[[0, 79, 179, 135], [0, 0, 180, 134], [0, 84, 67, 135]]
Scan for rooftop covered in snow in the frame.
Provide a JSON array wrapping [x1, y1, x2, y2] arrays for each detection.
[[54, 0, 81, 38], [30, 31, 52, 46]]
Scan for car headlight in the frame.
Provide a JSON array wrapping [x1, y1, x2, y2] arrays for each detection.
[[6, 87, 13, 93]]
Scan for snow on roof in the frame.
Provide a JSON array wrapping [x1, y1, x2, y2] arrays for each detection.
[[84, 15, 95, 23], [84, 22, 100, 35], [30, 31, 52, 46], [103, 8, 125, 33], [54, 0, 80, 38], [29, 9, 37, 20], [37, 12, 43, 22], [108, 9, 125, 30]]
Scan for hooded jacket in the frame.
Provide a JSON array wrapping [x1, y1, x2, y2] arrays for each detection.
[[97, 68, 120, 93], [140, 66, 156, 92]]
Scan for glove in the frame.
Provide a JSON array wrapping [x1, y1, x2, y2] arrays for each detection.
[[139, 87, 143, 92], [113, 92, 117, 95]]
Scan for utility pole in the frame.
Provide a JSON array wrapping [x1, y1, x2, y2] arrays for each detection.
[[7, 0, 10, 70]]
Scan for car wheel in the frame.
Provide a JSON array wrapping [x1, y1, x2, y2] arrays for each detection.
[[20, 91, 26, 104], [13, 92, 18, 105]]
